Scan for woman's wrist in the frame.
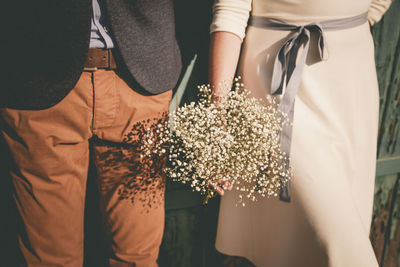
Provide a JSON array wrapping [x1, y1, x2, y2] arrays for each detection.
[[212, 78, 237, 106], [208, 31, 242, 102]]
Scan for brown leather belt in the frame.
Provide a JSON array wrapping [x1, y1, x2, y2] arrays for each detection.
[[84, 48, 117, 71]]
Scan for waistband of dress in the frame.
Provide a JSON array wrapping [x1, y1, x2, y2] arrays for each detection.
[[249, 12, 368, 31]]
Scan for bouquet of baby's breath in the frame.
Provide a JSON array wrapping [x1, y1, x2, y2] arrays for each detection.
[[142, 79, 292, 205]]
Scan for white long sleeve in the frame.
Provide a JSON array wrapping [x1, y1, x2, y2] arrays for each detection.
[[368, 0, 393, 25], [210, 0, 252, 41]]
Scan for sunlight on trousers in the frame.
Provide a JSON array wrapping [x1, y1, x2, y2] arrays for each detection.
[[0, 69, 172, 267]]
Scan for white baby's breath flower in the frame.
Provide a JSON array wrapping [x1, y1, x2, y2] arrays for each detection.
[[141, 80, 292, 204]]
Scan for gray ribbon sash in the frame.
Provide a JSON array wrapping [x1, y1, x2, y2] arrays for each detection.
[[249, 12, 368, 202]]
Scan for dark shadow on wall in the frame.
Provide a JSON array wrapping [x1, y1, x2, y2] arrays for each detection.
[[160, 1, 229, 266]]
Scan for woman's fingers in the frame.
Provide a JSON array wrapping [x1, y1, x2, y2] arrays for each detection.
[[213, 184, 225, 196], [223, 180, 233, 191], [211, 180, 233, 196]]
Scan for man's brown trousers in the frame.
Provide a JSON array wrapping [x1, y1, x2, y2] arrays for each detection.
[[1, 69, 172, 267]]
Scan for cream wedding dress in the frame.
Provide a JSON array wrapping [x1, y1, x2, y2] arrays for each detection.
[[211, 0, 392, 266]]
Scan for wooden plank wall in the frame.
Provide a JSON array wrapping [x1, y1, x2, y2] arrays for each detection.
[[370, 0, 400, 266]]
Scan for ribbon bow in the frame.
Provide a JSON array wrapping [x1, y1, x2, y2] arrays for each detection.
[[270, 22, 328, 96]]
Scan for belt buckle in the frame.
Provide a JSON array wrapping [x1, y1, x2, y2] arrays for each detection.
[[83, 67, 98, 72]]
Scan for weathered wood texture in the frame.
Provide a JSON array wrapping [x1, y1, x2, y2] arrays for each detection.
[[369, 1, 400, 266], [371, 174, 400, 266], [373, 0, 400, 159]]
